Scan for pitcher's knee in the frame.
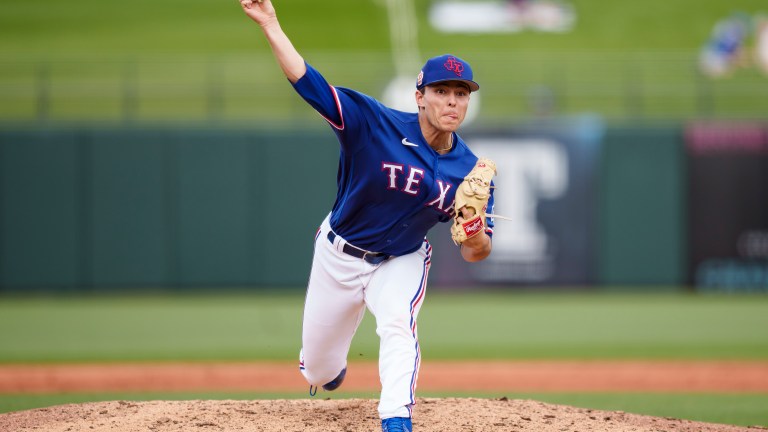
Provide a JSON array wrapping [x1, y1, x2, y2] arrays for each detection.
[[299, 350, 342, 386]]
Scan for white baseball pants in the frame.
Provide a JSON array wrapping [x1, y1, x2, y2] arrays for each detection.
[[300, 215, 432, 419]]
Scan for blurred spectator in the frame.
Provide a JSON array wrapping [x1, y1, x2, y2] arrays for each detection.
[[755, 15, 768, 75], [699, 12, 751, 78]]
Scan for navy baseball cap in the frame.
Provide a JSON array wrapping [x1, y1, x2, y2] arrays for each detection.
[[416, 54, 480, 92]]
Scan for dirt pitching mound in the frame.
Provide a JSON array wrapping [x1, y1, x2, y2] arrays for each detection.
[[0, 398, 764, 432]]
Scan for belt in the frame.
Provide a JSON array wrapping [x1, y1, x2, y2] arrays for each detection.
[[327, 231, 391, 265]]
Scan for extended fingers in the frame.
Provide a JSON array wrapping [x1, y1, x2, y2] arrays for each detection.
[[455, 206, 476, 222], [240, 0, 262, 8]]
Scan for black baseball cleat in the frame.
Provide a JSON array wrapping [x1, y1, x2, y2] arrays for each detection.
[[322, 367, 347, 391]]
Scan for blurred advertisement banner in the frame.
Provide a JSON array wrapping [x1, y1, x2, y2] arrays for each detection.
[[429, 115, 602, 287], [685, 122, 768, 293], [472, 138, 567, 281], [429, 0, 576, 33]]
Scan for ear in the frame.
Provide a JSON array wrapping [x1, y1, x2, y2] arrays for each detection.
[[415, 89, 425, 109]]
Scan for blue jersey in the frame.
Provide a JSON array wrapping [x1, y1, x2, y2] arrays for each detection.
[[293, 63, 494, 256]]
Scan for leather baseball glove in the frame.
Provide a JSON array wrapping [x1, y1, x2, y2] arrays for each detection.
[[451, 158, 497, 245]]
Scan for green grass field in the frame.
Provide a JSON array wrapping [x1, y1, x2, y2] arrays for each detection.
[[1, 291, 767, 426], [2, 292, 767, 362], [2, 0, 768, 425], [3, 0, 766, 55], [2, 0, 768, 123]]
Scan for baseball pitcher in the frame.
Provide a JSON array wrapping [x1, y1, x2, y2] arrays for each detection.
[[238, 1, 496, 431]]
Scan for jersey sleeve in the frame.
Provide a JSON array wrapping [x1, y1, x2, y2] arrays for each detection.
[[486, 180, 495, 237], [291, 62, 374, 153]]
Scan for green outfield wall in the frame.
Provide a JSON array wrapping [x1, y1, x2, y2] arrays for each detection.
[[0, 128, 339, 290], [598, 126, 686, 286], [0, 123, 754, 291]]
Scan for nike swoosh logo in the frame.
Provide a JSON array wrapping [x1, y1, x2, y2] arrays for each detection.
[[401, 138, 419, 147]]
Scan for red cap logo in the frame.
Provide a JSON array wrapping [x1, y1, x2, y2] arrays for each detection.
[[444, 57, 464, 77]]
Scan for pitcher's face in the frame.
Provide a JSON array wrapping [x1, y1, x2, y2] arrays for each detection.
[[416, 81, 471, 132]]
